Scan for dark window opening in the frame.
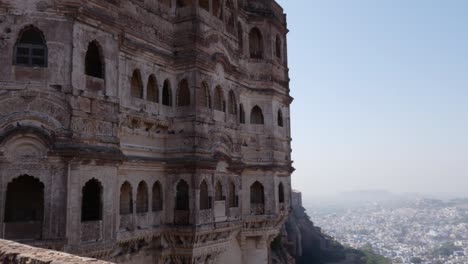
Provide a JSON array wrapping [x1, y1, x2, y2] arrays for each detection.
[[237, 22, 244, 52], [175, 180, 189, 210], [279, 183, 285, 203], [250, 181, 265, 215], [214, 86, 225, 112], [14, 26, 47, 67], [136, 181, 149, 213], [213, 0, 221, 17], [5, 175, 44, 223], [229, 182, 238, 208], [200, 180, 211, 210], [81, 179, 103, 222], [277, 109, 284, 127], [177, 79, 191, 107], [85, 41, 104, 79], [163, 80, 173, 106], [275, 35, 282, 59], [200, 82, 212, 108], [120, 182, 133, 215], [199, 0, 209, 11], [229, 90, 237, 115], [251, 105, 264, 125], [147, 75, 159, 103], [240, 104, 245, 124], [215, 181, 224, 201], [249, 27, 264, 59], [152, 181, 163, 212], [176, 0, 191, 8], [131, 70, 143, 99]]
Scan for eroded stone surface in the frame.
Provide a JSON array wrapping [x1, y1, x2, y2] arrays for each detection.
[[0, 239, 112, 264]]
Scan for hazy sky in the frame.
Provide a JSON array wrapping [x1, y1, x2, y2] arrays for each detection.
[[276, 0, 468, 198]]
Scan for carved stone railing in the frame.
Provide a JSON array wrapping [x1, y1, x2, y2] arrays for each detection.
[[85, 75, 105, 93], [152, 211, 162, 227], [228, 207, 241, 221], [119, 214, 134, 231], [174, 210, 190, 225], [3, 221, 42, 240], [214, 201, 227, 222], [198, 209, 212, 224], [135, 213, 150, 229], [81, 221, 102, 243], [250, 203, 265, 215]]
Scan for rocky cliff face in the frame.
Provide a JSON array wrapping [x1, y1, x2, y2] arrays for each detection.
[[272, 205, 355, 264], [271, 191, 370, 264]]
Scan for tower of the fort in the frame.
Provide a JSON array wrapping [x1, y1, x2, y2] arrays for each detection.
[[0, 0, 292, 263]]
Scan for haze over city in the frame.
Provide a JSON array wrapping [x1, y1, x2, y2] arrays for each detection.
[[279, 0, 468, 199]]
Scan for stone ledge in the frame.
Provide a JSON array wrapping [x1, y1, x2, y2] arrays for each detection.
[[0, 239, 113, 264]]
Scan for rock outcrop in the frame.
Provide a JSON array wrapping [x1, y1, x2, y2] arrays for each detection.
[[0, 239, 111, 264]]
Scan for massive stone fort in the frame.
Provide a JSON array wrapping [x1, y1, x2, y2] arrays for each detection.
[[0, 0, 292, 263]]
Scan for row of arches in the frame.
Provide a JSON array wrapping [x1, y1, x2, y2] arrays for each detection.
[[130, 75, 285, 127], [11, 27, 286, 126], [12, 24, 284, 78], [119, 181, 163, 215], [2, 175, 286, 239]]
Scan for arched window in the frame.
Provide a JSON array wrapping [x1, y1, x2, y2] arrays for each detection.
[[277, 109, 284, 127], [250, 181, 265, 215], [199, 81, 211, 108], [239, 104, 245, 124], [147, 75, 158, 103], [4, 175, 44, 239], [14, 26, 47, 67], [131, 70, 143, 99], [85, 41, 104, 79], [250, 105, 264, 125], [176, 180, 189, 210], [214, 86, 225, 112], [237, 22, 244, 52], [177, 79, 191, 107], [81, 179, 103, 222], [249, 27, 263, 59], [200, 180, 210, 210], [199, 0, 209, 11], [229, 182, 238, 208], [152, 181, 163, 212], [136, 181, 149, 213], [162, 79, 173, 106], [228, 90, 237, 115], [278, 182, 285, 204], [215, 181, 224, 201], [275, 35, 282, 59], [120, 182, 133, 215]]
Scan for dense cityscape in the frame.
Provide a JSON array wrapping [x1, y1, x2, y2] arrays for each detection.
[[312, 197, 468, 264]]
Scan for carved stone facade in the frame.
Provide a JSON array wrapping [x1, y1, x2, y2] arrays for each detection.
[[0, 0, 292, 263]]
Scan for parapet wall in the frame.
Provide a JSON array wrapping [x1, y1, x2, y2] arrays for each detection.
[[0, 239, 112, 264]]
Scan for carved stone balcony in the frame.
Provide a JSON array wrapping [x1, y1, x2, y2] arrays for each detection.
[[119, 214, 134, 231], [250, 203, 265, 215], [4, 221, 42, 240], [174, 210, 190, 225], [214, 201, 227, 222], [81, 221, 102, 243]]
